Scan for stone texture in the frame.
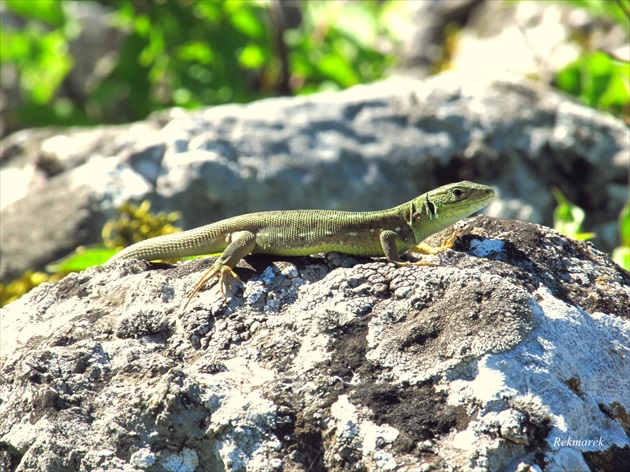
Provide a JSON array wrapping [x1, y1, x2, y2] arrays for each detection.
[[1, 217, 628, 471]]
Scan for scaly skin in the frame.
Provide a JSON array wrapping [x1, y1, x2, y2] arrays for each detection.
[[107, 181, 495, 307]]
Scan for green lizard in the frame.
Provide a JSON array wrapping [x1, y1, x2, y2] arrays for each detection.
[[107, 181, 494, 307]]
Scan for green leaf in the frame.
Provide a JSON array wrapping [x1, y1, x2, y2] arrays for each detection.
[[238, 43, 266, 69], [176, 41, 214, 64], [5, 0, 66, 27], [46, 246, 117, 272], [612, 246, 630, 271], [317, 48, 360, 87], [31, 30, 73, 103], [0, 29, 29, 62], [3, 0, 398, 128], [619, 201, 630, 246], [192, 1, 222, 23], [552, 188, 596, 240], [230, 7, 266, 40], [555, 51, 630, 115]]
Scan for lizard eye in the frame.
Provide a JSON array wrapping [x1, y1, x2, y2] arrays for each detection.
[[452, 188, 464, 199]]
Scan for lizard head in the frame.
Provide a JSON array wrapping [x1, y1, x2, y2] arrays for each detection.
[[408, 181, 495, 241]]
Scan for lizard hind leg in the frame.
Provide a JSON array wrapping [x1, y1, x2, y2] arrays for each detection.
[[182, 263, 241, 311], [181, 230, 256, 311]]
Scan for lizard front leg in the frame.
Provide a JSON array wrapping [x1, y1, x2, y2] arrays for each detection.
[[409, 228, 461, 255], [379, 230, 435, 267], [183, 230, 257, 309]]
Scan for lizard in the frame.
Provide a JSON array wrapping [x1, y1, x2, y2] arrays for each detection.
[[106, 181, 495, 308]]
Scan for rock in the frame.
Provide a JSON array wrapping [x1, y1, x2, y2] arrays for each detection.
[[398, 0, 483, 76], [398, 1, 627, 82], [1, 217, 628, 471], [451, 1, 628, 81], [0, 123, 158, 281], [0, 177, 107, 282], [1, 72, 628, 281]]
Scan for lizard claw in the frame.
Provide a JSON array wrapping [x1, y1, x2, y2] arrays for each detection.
[[182, 264, 240, 311], [394, 260, 437, 268]]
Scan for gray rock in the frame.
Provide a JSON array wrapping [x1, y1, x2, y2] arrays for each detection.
[[1, 72, 628, 282], [398, 0, 484, 76], [1, 217, 628, 471], [0, 176, 106, 282]]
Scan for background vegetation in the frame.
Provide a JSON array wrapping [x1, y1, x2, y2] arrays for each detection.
[[1, 0, 407, 135], [1, 0, 627, 136]]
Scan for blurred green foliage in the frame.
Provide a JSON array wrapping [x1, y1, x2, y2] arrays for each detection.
[[3, 0, 627, 132], [555, 51, 630, 118], [552, 187, 596, 241], [612, 201, 630, 271], [553, 0, 630, 119], [48, 199, 184, 273], [551, 187, 630, 271], [0, 200, 183, 307], [101, 199, 181, 250], [1, 0, 405, 134], [0, 269, 67, 308], [1, 0, 77, 127]]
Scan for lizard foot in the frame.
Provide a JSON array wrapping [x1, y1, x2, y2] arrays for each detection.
[[182, 264, 240, 311], [410, 228, 462, 255]]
